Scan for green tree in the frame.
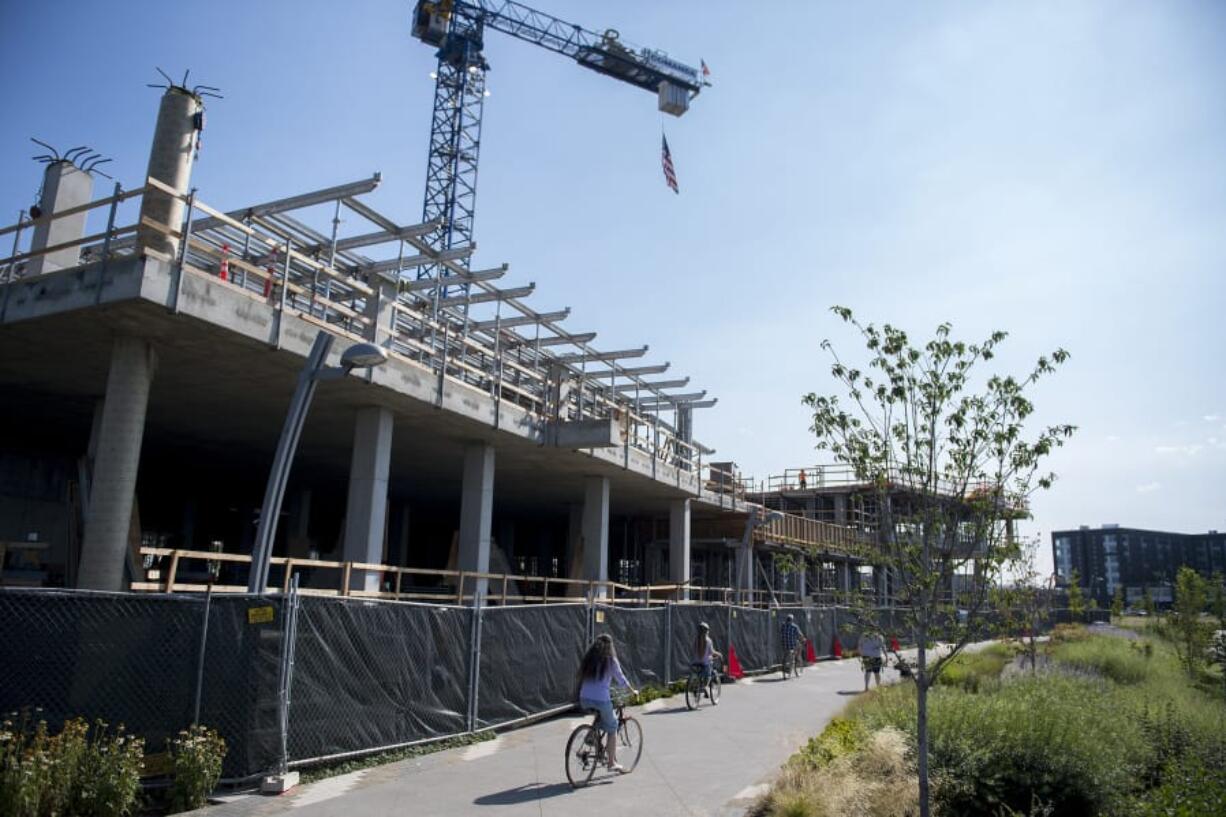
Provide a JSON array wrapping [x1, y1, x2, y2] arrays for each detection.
[[803, 308, 1074, 817], [1142, 586, 1155, 617], [1110, 586, 1124, 622], [998, 536, 1050, 674], [1170, 566, 1211, 678], [1210, 571, 1225, 631], [1067, 569, 1086, 622]]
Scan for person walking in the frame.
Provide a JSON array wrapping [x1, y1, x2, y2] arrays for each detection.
[[576, 634, 637, 773], [859, 630, 886, 691], [780, 613, 805, 674]]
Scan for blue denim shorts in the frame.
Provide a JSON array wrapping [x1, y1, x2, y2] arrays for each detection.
[[579, 697, 617, 734]]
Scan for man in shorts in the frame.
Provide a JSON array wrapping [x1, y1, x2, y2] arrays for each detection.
[[859, 630, 885, 691]]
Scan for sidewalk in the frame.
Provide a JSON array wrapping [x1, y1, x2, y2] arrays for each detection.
[[192, 656, 919, 817]]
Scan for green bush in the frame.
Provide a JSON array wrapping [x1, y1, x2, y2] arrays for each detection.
[[854, 675, 1149, 815], [790, 717, 868, 769], [168, 724, 227, 814], [935, 643, 1013, 693], [1052, 638, 1150, 684], [1131, 759, 1226, 816], [0, 714, 144, 817]]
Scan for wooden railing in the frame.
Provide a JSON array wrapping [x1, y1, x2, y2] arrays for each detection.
[[131, 546, 798, 607], [755, 512, 876, 559]]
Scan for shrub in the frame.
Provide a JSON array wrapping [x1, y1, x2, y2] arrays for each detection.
[[935, 644, 1013, 693], [790, 717, 867, 769], [1131, 758, 1226, 816], [0, 714, 144, 817], [1049, 623, 1089, 644], [169, 724, 227, 813], [1052, 637, 1150, 684], [753, 727, 919, 817], [855, 676, 1148, 816]]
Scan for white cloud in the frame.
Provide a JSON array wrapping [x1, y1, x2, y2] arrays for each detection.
[[1135, 482, 1161, 493], [1204, 414, 1221, 422], [1105, 434, 1120, 442], [1155, 444, 1203, 456]]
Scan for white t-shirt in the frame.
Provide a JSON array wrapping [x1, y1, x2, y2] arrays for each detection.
[[860, 634, 885, 659]]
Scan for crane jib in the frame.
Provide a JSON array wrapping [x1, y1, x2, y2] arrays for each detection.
[[410, 0, 703, 298]]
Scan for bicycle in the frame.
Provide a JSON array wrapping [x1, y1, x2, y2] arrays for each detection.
[[564, 698, 644, 788], [781, 641, 806, 679], [684, 660, 722, 710]]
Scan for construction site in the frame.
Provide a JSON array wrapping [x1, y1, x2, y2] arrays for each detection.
[[0, 0, 991, 789]]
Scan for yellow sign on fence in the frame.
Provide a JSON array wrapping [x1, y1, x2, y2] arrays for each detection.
[[247, 605, 275, 625]]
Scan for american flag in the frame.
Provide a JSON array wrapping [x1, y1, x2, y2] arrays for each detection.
[[661, 134, 679, 194], [701, 59, 711, 78]]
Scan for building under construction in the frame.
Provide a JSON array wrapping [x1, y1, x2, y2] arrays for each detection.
[[0, 76, 889, 608]]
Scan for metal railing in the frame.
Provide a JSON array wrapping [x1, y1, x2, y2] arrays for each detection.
[[752, 464, 1026, 509], [0, 178, 723, 486]]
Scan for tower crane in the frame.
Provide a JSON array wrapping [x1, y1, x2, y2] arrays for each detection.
[[411, 0, 704, 295]]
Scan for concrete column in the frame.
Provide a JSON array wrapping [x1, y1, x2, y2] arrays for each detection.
[[833, 494, 848, 526], [837, 560, 853, 603], [78, 337, 156, 591], [581, 476, 610, 590], [394, 504, 411, 567], [364, 277, 397, 343], [564, 504, 585, 597], [669, 499, 691, 599], [458, 442, 495, 598], [736, 541, 755, 598], [28, 162, 93, 275], [139, 87, 203, 257], [288, 489, 313, 558], [795, 558, 807, 603], [343, 407, 393, 591]]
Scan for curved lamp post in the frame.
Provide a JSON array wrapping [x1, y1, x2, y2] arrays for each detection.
[[248, 332, 388, 593]]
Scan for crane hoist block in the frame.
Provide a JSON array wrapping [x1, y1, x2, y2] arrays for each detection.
[[658, 81, 690, 116]]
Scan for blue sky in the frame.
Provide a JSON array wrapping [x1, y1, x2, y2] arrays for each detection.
[[2, 1, 1224, 573]]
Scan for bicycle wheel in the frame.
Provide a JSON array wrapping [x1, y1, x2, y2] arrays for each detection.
[[565, 725, 599, 788], [617, 717, 644, 773], [708, 673, 721, 705], [684, 674, 699, 710]]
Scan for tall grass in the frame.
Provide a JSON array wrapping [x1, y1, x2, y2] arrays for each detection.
[[1050, 638, 1149, 684], [934, 642, 1014, 692], [764, 632, 1226, 817]]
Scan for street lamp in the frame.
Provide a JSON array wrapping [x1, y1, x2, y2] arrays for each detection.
[[248, 332, 388, 593]]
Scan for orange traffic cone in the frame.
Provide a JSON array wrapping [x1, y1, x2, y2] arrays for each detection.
[[727, 643, 744, 679], [833, 635, 843, 658], [805, 639, 818, 664]]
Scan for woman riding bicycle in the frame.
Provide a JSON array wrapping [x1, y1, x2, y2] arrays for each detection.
[[693, 622, 723, 695], [576, 634, 638, 773]]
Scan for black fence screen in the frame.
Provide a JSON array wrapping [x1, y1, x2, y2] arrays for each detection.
[[0, 589, 1087, 783], [669, 604, 730, 682], [476, 603, 588, 728], [593, 605, 667, 688], [289, 597, 470, 763]]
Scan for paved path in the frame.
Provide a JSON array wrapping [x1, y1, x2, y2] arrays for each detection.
[[197, 656, 920, 817]]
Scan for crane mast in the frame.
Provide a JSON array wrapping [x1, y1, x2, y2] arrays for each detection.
[[411, 0, 702, 296]]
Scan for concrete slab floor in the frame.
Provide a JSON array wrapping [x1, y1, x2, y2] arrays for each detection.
[[185, 646, 956, 817]]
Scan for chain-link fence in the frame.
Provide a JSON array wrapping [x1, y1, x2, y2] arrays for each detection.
[[0, 588, 1095, 782]]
